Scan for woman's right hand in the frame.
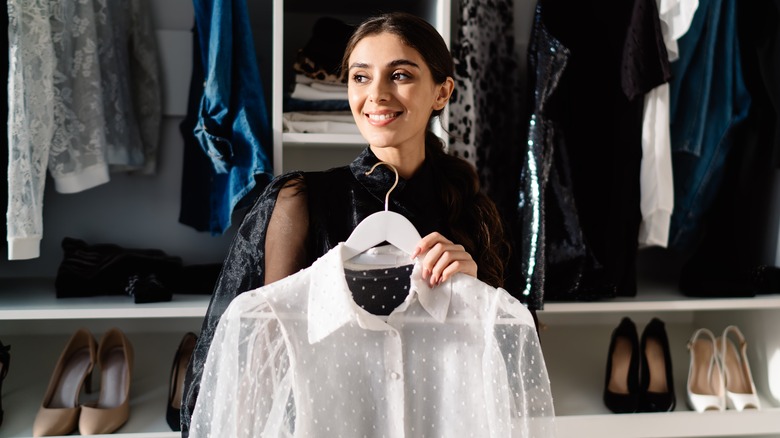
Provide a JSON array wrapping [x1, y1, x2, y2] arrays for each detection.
[[411, 232, 477, 287]]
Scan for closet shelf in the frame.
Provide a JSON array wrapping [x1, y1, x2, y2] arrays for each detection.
[[0, 278, 209, 320], [540, 284, 780, 314], [6, 278, 778, 320], [282, 132, 366, 147], [554, 409, 780, 438]]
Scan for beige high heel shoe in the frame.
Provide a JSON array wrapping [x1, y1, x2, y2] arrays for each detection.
[[718, 325, 761, 411], [79, 328, 134, 435], [32, 328, 97, 437]]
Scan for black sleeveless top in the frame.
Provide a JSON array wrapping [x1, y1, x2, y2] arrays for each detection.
[[180, 146, 545, 434], [180, 147, 454, 434]]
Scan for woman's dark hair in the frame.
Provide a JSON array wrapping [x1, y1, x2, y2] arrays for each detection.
[[341, 12, 509, 288]]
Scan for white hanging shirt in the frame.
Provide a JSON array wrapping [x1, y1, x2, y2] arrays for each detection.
[[190, 244, 555, 437], [639, 0, 699, 248]]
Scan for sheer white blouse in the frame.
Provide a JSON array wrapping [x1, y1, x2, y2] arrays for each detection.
[[191, 244, 555, 437]]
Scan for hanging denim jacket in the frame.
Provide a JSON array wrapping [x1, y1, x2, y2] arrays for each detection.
[[668, 0, 750, 251], [182, 0, 272, 235]]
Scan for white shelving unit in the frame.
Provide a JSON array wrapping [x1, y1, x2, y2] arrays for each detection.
[[283, 133, 366, 146], [539, 285, 780, 438], [0, 279, 209, 321], [0, 281, 210, 438]]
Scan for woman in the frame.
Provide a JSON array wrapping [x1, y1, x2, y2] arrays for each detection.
[[180, 11, 510, 434]]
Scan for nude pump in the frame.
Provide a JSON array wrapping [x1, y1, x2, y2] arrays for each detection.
[[79, 327, 134, 435], [32, 328, 97, 437]]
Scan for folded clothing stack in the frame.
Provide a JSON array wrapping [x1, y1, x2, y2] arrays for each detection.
[[55, 237, 220, 302], [293, 16, 354, 82], [285, 17, 357, 127]]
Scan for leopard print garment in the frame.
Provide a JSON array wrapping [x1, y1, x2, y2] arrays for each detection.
[[448, 0, 523, 208], [450, 0, 544, 308]]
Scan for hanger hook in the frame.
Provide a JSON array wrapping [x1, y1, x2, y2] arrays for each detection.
[[365, 161, 398, 211]]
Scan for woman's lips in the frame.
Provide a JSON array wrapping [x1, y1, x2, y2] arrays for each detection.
[[366, 111, 402, 125]]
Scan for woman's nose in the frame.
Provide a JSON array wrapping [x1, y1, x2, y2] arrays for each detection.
[[369, 78, 391, 102]]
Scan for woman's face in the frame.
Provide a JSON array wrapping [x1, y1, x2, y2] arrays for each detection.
[[346, 32, 451, 157]]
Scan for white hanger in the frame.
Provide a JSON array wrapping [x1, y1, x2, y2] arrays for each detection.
[[342, 161, 422, 260]]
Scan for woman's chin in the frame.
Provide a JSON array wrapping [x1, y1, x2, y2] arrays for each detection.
[[362, 135, 397, 149]]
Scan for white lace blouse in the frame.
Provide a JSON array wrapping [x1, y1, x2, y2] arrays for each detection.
[[7, 0, 161, 259], [191, 244, 555, 437]]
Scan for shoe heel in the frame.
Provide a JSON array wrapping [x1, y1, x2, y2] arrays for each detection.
[[719, 325, 761, 411], [84, 367, 93, 394], [33, 328, 97, 437]]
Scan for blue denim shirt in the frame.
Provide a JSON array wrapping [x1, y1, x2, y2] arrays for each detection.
[[668, 0, 750, 251], [183, 0, 272, 235]]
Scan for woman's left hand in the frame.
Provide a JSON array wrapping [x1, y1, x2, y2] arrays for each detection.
[[411, 232, 477, 287]]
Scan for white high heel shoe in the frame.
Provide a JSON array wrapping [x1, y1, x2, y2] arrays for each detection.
[[718, 326, 761, 411], [687, 328, 725, 412]]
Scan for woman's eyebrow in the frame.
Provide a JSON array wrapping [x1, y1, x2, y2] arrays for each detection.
[[348, 62, 369, 71], [388, 59, 420, 69], [348, 59, 421, 71]]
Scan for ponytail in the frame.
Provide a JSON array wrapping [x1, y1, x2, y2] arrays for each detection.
[[425, 132, 509, 288]]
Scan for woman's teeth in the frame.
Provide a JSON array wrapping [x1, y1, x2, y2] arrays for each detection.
[[368, 113, 398, 121]]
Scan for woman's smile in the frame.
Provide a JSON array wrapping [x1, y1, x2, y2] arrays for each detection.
[[365, 111, 402, 125]]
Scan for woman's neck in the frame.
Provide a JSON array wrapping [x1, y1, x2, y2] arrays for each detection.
[[369, 144, 425, 179]]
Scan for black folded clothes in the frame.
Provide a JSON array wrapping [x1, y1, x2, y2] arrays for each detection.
[[294, 16, 355, 82], [55, 237, 221, 303]]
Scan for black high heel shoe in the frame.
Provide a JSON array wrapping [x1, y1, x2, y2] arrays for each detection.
[[167, 332, 197, 431], [604, 317, 640, 413], [639, 317, 676, 412], [0, 339, 9, 427]]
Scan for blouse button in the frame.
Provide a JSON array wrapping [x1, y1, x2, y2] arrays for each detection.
[[390, 371, 400, 380]]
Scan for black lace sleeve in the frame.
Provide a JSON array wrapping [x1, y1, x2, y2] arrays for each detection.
[[180, 171, 307, 435]]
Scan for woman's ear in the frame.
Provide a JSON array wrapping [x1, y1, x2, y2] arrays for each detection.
[[432, 77, 455, 110]]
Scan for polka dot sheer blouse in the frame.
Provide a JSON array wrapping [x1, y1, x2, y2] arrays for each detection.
[[190, 244, 555, 437]]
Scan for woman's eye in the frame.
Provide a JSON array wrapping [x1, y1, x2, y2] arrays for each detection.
[[392, 72, 411, 81], [352, 74, 368, 83]]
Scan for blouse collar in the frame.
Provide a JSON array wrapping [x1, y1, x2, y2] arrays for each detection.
[[349, 148, 408, 206], [306, 243, 452, 344], [349, 147, 445, 236]]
